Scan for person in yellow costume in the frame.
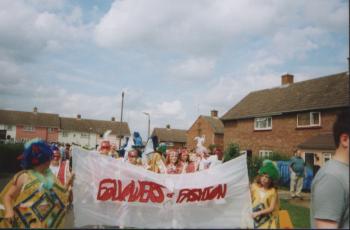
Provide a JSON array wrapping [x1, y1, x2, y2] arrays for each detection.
[[250, 160, 280, 229], [0, 138, 73, 228], [147, 143, 167, 174]]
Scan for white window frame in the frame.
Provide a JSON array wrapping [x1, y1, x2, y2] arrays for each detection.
[[81, 132, 89, 138], [23, 125, 35, 132], [48, 127, 55, 133], [254, 117, 272, 130], [323, 152, 332, 162], [5, 125, 12, 131], [297, 111, 321, 128], [259, 150, 273, 158]]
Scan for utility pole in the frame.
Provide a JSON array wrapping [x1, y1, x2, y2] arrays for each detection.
[[143, 112, 150, 141], [119, 91, 125, 148]]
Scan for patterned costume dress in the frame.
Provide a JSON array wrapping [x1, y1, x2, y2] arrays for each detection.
[[0, 169, 68, 228], [251, 183, 279, 229]]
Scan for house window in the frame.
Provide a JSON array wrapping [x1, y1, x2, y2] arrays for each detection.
[[5, 125, 12, 131], [81, 132, 89, 138], [62, 131, 69, 137], [254, 117, 272, 130], [323, 153, 332, 162], [297, 112, 321, 127], [259, 150, 273, 158], [48, 128, 55, 133], [23, 126, 35, 132]]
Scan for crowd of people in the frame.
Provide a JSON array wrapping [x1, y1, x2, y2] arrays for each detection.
[[96, 136, 224, 175]]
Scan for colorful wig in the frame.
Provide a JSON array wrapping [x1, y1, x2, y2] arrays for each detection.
[[20, 138, 53, 169]]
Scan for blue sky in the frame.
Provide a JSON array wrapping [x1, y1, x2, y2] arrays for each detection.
[[0, 0, 348, 140]]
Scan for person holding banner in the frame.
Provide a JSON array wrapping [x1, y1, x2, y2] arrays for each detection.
[[127, 149, 142, 166], [165, 150, 182, 174], [251, 160, 280, 229], [178, 149, 190, 173], [0, 139, 71, 228]]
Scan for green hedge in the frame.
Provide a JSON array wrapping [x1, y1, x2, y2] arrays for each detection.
[[0, 143, 24, 173]]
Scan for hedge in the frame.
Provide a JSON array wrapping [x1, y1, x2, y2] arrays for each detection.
[[0, 143, 24, 173]]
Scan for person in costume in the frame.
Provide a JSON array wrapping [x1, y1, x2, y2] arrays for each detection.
[[178, 149, 190, 173], [99, 140, 112, 156], [144, 137, 166, 173], [186, 152, 199, 173], [110, 144, 119, 158], [165, 150, 182, 174], [49, 146, 72, 187], [0, 139, 73, 228], [127, 149, 142, 166], [250, 160, 280, 229]]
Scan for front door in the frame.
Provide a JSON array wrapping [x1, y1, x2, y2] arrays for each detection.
[[305, 152, 315, 168]]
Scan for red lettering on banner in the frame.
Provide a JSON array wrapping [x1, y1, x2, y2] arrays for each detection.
[[97, 179, 165, 203], [176, 184, 227, 203]]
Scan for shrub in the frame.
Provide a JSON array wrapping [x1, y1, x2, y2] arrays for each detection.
[[0, 143, 24, 173], [223, 143, 240, 163]]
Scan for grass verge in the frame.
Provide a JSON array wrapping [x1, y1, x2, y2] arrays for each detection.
[[280, 199, 310, 229]]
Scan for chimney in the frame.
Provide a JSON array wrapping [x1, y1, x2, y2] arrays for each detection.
[[33, 107, 38, 113], [77, 114, 81, 120], [211, 110, 218, 118], [281, 73, 294, 85], [111, 117, 115, 121], [166, 124, 171, 129]]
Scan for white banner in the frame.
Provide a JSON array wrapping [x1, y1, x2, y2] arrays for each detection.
[[72, 147, 253, 228]]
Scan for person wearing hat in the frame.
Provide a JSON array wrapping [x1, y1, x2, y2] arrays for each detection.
[[0, 139, 73, 228], [250, 160, 280, 229]]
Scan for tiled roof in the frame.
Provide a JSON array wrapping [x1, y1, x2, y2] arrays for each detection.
[[201, 116, 224, 134], [151, 128, 187, 143], [60, 117, 130, 136], [0, 109, 59, 127], [298, 133, 335, 150], [221, 72, 350, 120]]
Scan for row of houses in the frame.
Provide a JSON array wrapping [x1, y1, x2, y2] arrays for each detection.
[[1, 72, 349, 168], [0, 108, 131, 148], [152, 72, 349, 168]]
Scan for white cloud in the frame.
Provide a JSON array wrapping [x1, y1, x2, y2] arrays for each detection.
[[169, 57, 215, 81], [0, 1, 89, 62]]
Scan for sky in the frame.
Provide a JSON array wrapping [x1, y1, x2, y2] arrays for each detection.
[[0, 0, 348, 140]]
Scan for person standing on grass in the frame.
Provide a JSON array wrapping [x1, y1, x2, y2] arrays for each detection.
[[310, 108, 349, 229], [289, 149, 306, 199]]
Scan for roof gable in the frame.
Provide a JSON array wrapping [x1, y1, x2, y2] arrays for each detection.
[[221, 72, 349, 120], [201, 116, 224, 134], [60, 117, 130, 136], [152, 128, 187, 143], [0, 109, 60, 127]]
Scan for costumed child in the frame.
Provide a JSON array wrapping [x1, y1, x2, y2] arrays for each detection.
[[178, 149, 190, 173], [127, 149, 142, 166], [186, 152, 199, 173], [250, 160, 280, 229], [0, 139, 73, 228], [50, 145, 72, 187], [165, 150, 182, 174], [146, 138, 167, 174]]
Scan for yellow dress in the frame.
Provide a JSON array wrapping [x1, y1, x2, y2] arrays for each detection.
[[251, 183, 280, 229], [0, 169, 69, 228]]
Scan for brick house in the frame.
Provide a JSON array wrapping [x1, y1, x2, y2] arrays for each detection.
[[0, 107, 60, 142], [151, 125, 187, 149], [59, 115, 131, 149], [221, 72, 349, 163], [187, 110, 224, 151]]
